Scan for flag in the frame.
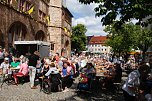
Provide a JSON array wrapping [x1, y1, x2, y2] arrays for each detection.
[[64, 27, 67, 33], [27, 6, 34, 14], [46, 15, 50, 24]]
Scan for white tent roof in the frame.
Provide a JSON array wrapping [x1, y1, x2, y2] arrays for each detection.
[[14, 41, 50, 46]]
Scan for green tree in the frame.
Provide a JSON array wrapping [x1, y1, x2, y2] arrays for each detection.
[[71, 24, 87, 53], [105, 23, 152, 59], [137, 29, 152, 60], [78, 0, 152, 26]]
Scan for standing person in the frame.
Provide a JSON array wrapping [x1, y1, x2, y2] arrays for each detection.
[[122, 64, 150, 101], [61, 62, 73, 92], [28, 51, 40, 89]]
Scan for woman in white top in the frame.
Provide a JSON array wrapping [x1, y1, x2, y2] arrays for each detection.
[[122, 64, 150, 101]]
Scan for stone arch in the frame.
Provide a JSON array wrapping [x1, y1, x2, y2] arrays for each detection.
[[35, 30, 46, 41], [61, 40, 70, 56], [65, 40, 69, 47], [0, 30, 5, 47], [8, 21, 28, 46]]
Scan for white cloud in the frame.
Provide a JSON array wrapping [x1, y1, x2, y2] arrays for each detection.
[[72, 16, 100, 26], [66, 0, 107, 36]]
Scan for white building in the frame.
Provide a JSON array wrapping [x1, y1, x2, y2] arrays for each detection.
[[87, 36, 111, 54]]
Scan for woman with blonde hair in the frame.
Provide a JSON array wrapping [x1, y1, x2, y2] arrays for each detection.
[[13, 57, 28, 85]]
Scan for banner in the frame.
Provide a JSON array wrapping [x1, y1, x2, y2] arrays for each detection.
[[46, 15, 50, 24], [27, 6, 34, 14]]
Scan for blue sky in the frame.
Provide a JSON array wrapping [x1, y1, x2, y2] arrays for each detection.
[[66, 0, 107, 36]]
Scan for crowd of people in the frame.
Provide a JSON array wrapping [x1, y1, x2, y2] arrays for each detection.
[[0, 46, 152, 101]]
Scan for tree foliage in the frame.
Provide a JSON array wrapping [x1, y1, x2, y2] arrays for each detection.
[[78, 0, 152, 26], [105, 23, 152, 56], [71, 24, 87, 52]]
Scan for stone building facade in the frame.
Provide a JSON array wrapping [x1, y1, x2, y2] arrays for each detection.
[[0, 0, 72, 57], [48, 0, 72, 57], [0, 0, 50, 49]]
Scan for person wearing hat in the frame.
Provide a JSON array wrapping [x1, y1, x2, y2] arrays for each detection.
[[0, 58, 10, 75]]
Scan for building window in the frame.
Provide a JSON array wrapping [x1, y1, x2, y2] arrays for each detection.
[[38, 10, 47, 22], [51, 43, 54, 50], [18, 0, 25, 11], [38, 0, 48, 23], [26, 2, 31, 11], [7, 0, 12, 5], [39, 10, 43, 20], [98, 49, 100, 51], [105, 49, 106, 51], [38, 10, 42, 19], [43, 13, 46, 22], [102, 49, 103, 51], [18, 0, 32, 12], [61, 35, 64, 44]]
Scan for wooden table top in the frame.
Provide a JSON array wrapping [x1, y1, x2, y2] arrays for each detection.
[[10, 68, 20, 70]]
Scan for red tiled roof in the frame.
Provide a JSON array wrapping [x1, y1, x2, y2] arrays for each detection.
[[89, 36, 107, 44]]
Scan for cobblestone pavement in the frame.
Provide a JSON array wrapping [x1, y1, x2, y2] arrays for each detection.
[[0, 77, 125, 101]]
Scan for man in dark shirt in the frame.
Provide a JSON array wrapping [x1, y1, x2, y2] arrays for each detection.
[[28, 51, 40, 89]]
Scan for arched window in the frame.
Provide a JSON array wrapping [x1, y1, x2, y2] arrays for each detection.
[[35, 30, 46, 41], [65, 40, 69, 47], [0, 31, 4, 47], [8, 21, 27, 45]]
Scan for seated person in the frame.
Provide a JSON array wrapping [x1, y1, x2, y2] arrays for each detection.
[[13, 57, 28, 84], [11, 57, 20, 68], [80, 63, 96, 89], [81, 63, 96, 78], [0, 58, 12, 78], [38, 59, 50, 88], [45, 62, 61, 92], [45, 62, 59, 76]]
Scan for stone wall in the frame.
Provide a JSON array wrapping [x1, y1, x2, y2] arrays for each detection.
[[0, 0, 72, 57], [0, 1, 48, 50], [47, 0, 72, 56]]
